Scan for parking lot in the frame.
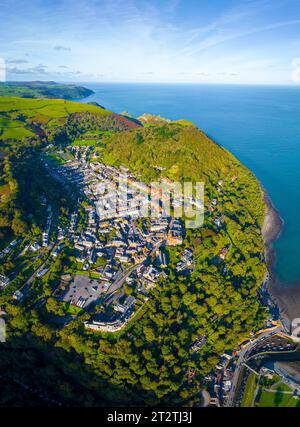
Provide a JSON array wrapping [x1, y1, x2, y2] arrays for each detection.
[[62, 274, 108, 309]]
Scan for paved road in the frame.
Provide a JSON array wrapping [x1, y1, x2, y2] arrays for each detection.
[[226, 326, 283, 407], [106, 237, 165, 295], [107, 263, 138, 295], [274, 363, 300, 394], [200, 389, 211, 407], [148, 238, 166, 264]]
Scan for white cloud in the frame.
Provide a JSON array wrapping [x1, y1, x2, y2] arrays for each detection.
[[7, 64, 47, 75], [7, 58, 29, 64], [182, 19, 300, 57], [1, 0, 299, 84], [0, 57, 6, 82], [54, 45, 71, 51]]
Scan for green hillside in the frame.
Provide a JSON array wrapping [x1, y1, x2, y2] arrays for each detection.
[[0, 96, 140, 143], [0, 96, 141, 242], [0, 81, 94, 100], [101, 124, 264, 223]]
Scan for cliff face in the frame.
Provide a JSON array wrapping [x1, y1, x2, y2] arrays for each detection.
[[137, 112, 170, 124]]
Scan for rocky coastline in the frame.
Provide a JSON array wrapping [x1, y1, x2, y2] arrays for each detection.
[[261, 189, 300, 328]]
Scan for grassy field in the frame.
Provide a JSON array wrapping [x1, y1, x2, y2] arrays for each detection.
[[240, 372, 258, 407], [256, 384, 300, 407], [0, 116, 34, 139], [0, 96, 111, 141], [61, 301, 83, 315], [71, 138, 99, 146], [240, 370, 300, 408], [0, 96, 110, 116], [45, 152, 66, 166], [255, 378, 300, 407], [173, 119, 196, 127], [71, 130, 114, 146]]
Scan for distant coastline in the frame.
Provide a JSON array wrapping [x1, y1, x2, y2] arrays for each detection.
[[0, 81, 94, 100]]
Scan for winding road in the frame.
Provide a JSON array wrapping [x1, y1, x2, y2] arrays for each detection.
[[226, 326, 283, 407]]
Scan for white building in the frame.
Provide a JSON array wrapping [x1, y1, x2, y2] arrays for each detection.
[[0, 275, 10, 289]]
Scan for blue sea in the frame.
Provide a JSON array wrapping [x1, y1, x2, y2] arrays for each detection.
[[79, 83, 300, 287]]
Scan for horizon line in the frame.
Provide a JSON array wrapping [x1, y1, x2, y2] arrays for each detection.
[[2, 79, 300, 88]]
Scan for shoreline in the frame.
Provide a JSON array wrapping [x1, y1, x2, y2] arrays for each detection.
[[261, 188, 300, 327]]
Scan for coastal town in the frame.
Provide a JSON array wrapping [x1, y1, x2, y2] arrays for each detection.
[[2, 0, 300, 411], [1, 142, 299, 407], [1, 144, 201, 335], [0, 94, 299, 407], [47, 150, 195, 332]]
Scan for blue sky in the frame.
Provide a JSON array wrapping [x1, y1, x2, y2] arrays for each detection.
[[1, 0, 300, 84]]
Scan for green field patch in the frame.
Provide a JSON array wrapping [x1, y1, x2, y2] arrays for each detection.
[[89, 271, 101, 279], [45, 152, 66, 166], [1, 125, 34, 140], [71, 138, 99, 146], [172, 119, 196, 127], [0, 97, 111, 117], [74, 270, 90, 277], [64, 102, 110, 115], [0, 116, 19, 127], [257, 385, 300, 407], [60, 301, 83, 315], [71, 130, 113, 146], [0, 116, 35, 140], [0, 97, 51, 112], [37, 104, 70, 118], [241, 372, 258, 407]]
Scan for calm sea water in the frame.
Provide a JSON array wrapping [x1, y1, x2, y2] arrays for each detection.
[[79, 83, 300, 287]]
